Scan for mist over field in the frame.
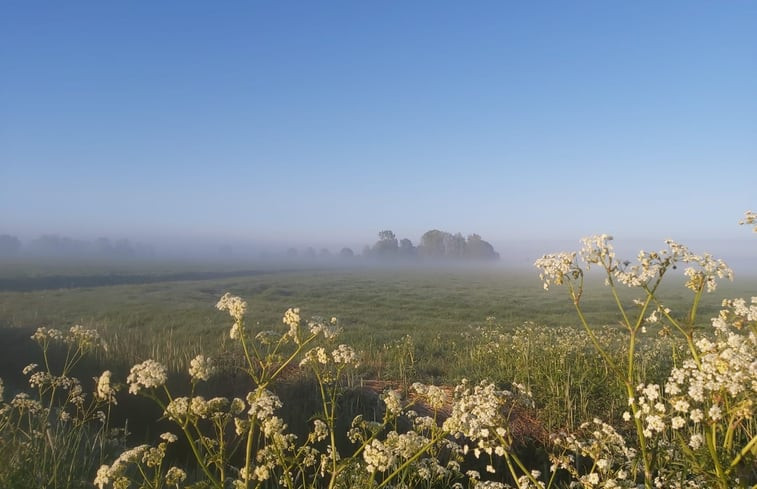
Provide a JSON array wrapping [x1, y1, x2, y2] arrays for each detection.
[[2, 228, 755, 272]]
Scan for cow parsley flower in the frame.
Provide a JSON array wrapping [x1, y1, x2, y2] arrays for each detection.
[[127, 360, 167, 394], [247, 387, 282, 420], [382, 389, 403, 416], [216, 293, 247, 322], [739, 210, 757, 232], [283, 307, 301, 341], [189, 354, 217, 382], [534, 252, 579, 290], [95, 370, 117, 404], [165, 466, 187, 485], [331, 344, 359, 366]]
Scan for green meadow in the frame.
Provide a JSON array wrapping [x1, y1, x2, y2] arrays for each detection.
[[0, 263, 741, 362], [0, 262, 750, 396], [1, 259, 755, 488]]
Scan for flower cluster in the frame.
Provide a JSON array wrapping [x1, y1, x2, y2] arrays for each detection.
[[381, 389, 403, 416], [66, 324, 102, 349], [30, 326, 65, 343], [94, 433, 179, 489], [247, 387, 283, 421], [216, 292, 247, 322], [300, 346, 330, 366], [534, 252, 579, 290], [95, 370, 118, 404], [165, 396, 232, 422], [331, 344, 359, 366], [308, 316, 342, 339], [442, 380, 515, 458], [626, 383, 668, 438], [551, 418, 637, 488], [363, 430, 429, 473], [283, 307, 301, 341], [126, 359, 167, 394], [188, 354, 217, 382], [411, 382, 448, 411], [659, 298, 757, 443], [216, 293, 246, 339], [739, 210, 756, 232], [580, 234, 615, 267], [538, 235, 733, 294]]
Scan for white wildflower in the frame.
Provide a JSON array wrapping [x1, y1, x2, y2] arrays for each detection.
[[534, 252, 578, 290], [165, 466, 187, 485], [382, 389, 403, 416], [160, 432, 178, 443], [95, 370, 117, 404], [283, 307, 301, 341], [690, 409, 704, 423], [247, 388, 282, 420], [127, 359, 167, 394], [189, 354, 217, 382], [739, 210, 757, 232], [708, 404, 722, 421], [216, 293, 247, 322], [689, 433, 703, 450], [331, 344, 359, 366]]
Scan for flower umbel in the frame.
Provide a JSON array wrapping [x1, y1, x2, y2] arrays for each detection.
[[127, 359, 167, 394], [189, 355, 217, 382]]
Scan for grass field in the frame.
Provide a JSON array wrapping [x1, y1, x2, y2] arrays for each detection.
[[1, 257, 755, 488], [1, 261, 751, 385]]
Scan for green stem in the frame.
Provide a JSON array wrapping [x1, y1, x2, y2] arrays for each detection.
[[570, 294, 623, 381], [570, 282, 654, 487], [727, 433, 757, 474], [657, 305, 701, 366], [159, 388, 222, 489], [705, 421, 726, 488], [268, 334, 317, 382], [689, 281, 705, 327]]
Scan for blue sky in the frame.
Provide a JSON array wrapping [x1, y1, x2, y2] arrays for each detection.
[[1, 1, 755, 255]]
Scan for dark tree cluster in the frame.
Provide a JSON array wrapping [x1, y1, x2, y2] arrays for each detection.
[[363, 229, 499, 261]]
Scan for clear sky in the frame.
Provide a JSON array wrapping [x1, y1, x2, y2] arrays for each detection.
[[1, 1, 755, 255]]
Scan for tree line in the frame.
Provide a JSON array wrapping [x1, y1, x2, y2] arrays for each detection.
[[362, 229, 499, 261], [0, 230, 499, 262], [0, 234, 153, 258]]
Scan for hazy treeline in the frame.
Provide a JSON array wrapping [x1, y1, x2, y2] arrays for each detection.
[[363, 229, 499, 261], [0, 229, 499, 263], [281, 229, 499, 263], [0, 234, 154, 259]]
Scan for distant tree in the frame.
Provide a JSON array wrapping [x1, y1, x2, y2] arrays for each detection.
[[418, 230, 448, 258], [372, 230, 399, 258], [318, 248, 331, 258], [417, 230, 499, 261], [444, 232, 467, 259], [339, 247, 354, 258], [29, 234, 87, 256], [398, 238, 416, 258], [465, 234, 500, 260], [303, 247, 316, 259], [361, 245, 372, 258], [0, 234, 21, 256]]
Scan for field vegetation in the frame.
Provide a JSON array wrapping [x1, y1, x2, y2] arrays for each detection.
[[0, 213, 755, 488]]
